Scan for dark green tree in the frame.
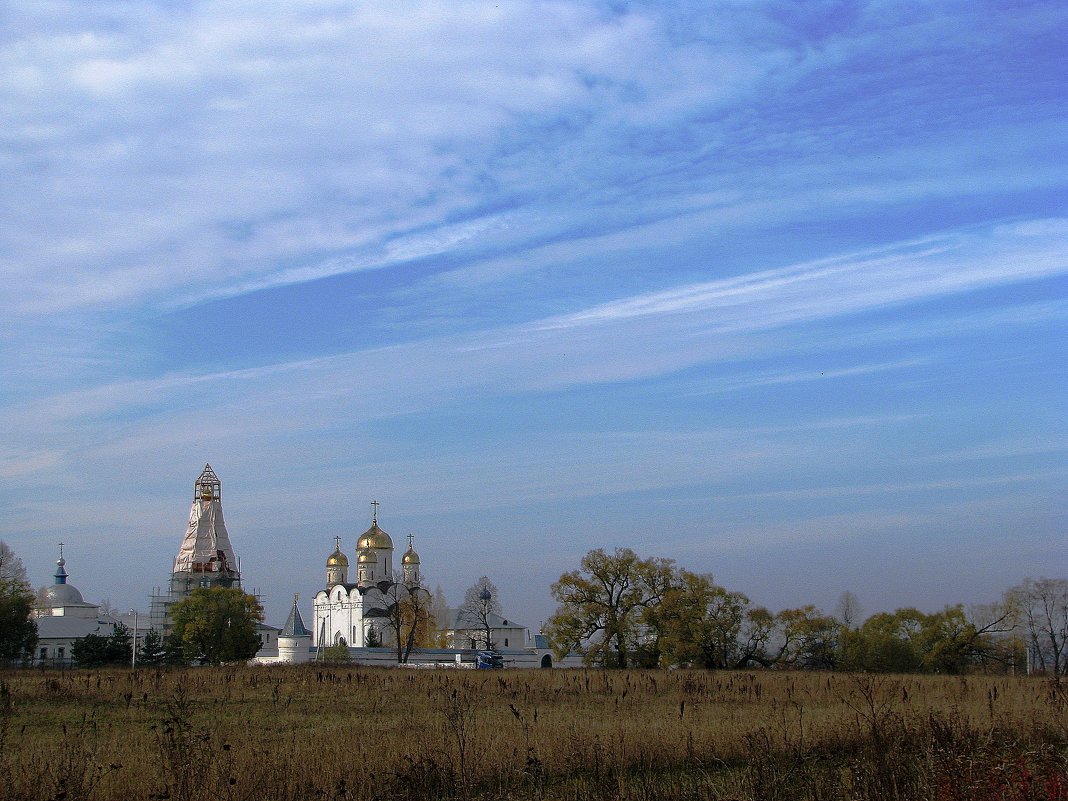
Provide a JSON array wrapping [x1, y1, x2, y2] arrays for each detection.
[[71, 624, 131, 667], [170, 587, 264, 665], [106, 622, 133, 664], [71, 632, 109, 666], [137, 628, 166, 666], [162, 632, 188, 666], [0, 542, 38, 663]]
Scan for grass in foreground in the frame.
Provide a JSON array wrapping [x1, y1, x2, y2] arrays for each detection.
[[1, 667, 1065, 800]]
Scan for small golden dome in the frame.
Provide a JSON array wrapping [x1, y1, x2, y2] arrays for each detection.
[[357, 548, 378, 564], [327, 549, 349, 567], [402, 548, 420, 565], [357, 522, 393, 550]]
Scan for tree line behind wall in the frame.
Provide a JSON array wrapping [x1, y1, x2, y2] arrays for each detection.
[[545, 548, 1067, 675]]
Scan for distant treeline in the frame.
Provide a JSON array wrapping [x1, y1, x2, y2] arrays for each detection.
[[545, 548, 1066, 674]]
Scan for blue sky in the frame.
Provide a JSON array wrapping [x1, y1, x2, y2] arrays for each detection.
[[1, 0, 1065, 630]]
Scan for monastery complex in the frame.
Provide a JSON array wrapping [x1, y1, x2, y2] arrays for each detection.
[[34, 465, 570, 668]]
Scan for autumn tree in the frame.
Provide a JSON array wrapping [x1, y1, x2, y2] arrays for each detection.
[[743, 606, 790, 667], [838, 604, 1012, 674], [400, 581, 436, 657], [648, 570, 745, 668], [170, 587, 263, 665], [839, 609, 925, 672], [546, 548, 674, 668], [0, 541, 37, 663], [773, 605, 842, 669], [918, 604, 1013, 673], [365, 573, 433, 663]]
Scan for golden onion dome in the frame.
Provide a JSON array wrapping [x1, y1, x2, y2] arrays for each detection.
[[401, 547, 420, 565], [326, 549, 349, 567], [357, 522, 393, 550], [357, 548, 378, 564]]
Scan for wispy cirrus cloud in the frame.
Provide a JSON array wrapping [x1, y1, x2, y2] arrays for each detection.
[[529, 220, 1068, 333], [3, 216, 1061, 437]]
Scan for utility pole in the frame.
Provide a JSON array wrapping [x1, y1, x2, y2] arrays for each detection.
[[130, 609, 138, 668]]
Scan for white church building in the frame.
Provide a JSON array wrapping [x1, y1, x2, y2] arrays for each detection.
[[32, 547, 127, 666], [311, 503, 423, 649]]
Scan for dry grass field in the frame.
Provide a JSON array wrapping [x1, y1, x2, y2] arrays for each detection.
[[1, 666, 1065, 801]]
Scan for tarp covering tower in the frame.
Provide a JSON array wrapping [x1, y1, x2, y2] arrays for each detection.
[[173, 464, 239, 578], [149, 464, 242, 630]]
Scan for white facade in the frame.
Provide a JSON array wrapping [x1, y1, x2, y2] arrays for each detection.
[[314, 582, 374, 647], [446, 609, 530, 651]]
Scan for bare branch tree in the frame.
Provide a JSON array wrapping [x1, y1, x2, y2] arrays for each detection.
[[1008, 578, 1068, 676], [835, 591, 863, 629], [457, 576, 501, 650]]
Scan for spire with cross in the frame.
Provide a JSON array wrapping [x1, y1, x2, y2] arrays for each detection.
[[407, 532, 414, 549], [334, 535, 342, 552], [371, 499, 379, 525], [55, 542, 68, 584]]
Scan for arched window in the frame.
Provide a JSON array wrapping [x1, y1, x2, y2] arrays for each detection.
[[504, 638, 509, 647], [541, 654, 552, 668]]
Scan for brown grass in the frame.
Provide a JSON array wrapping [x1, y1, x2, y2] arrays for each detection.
[[0, 667, 1065, 800]]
